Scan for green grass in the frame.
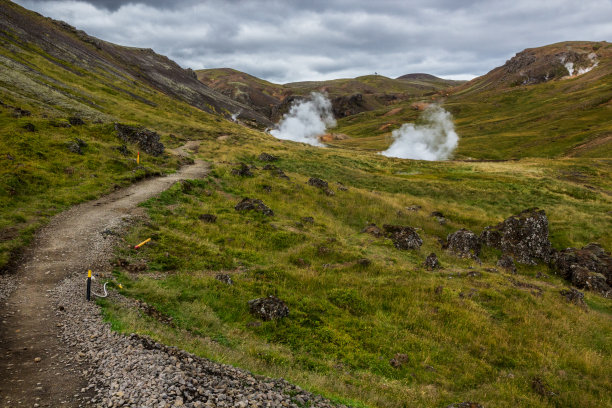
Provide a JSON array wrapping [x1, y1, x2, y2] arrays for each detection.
[[101, 135, 612, 408]]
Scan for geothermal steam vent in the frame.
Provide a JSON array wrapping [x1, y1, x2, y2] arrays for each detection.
[[270, 92, 336, 146], [381, 105, 458, 161]]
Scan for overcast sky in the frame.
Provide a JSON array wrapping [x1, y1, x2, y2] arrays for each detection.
[[14, 0, 612, 83]]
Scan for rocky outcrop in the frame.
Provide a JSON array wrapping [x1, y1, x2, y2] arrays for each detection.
[[553, 243, 612, 297], [446, 229, 480, 259], [258, 152, 279, 162], [114, 123, 164, 156], [307, 177, 329, 189], [248, 296, 289, 321], [480, 208, 553, 265], [560, 288, 586, 306], [361, 223, 383, 238], [231, 163, 254, 177], [383, 225, 423, 250], [234, 198, 274, 216]]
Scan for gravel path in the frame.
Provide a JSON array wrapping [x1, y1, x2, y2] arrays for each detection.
[[0, 142, 343, 408]]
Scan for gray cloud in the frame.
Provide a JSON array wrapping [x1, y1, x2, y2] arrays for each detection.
[[14, 0, 612, 83]]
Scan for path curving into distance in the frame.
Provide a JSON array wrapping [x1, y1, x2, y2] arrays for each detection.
[[0, 142, 208, 407]]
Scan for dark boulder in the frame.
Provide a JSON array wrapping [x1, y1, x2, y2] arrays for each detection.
[[114, 123, 165, 156], [248, 296, 289, 321], [446, 229, 481, 259], [496, 254, 517, 274], [258, 152, 279, 162], [301, 216, 314, 224], [235, 198, 274, 216], [389, 353, 409, 368], [67, 138, 87, 155], [68, 116, 85, 126], [12, 107, 31, 117], [383, 224, 423, 250], [560, 288, 586, 306], [199, 214, 217, 223], [231, 163, 254, 177], [446, 403, 484, 408], [553, 243, 611, 296], [307, 177, 328, 189], [215, 273, 233, 285], [424, 253, 441, 270], [480, 208, 553, 265], [22, 122, 36, 132], [361, 223, 383, 238]]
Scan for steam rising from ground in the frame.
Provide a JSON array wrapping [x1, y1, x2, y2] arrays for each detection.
[[270, 92, 336, 146], [380, 105, 458, 161]]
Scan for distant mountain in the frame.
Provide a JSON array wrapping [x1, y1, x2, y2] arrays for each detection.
[[0, 2, 271, 126], [196, 69, 462, 121]]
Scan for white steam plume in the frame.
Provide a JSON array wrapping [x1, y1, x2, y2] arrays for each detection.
[[380, 105, 458, 161], [270, 92, 336, 147]]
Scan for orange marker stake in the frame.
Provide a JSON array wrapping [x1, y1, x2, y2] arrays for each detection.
[[134, 238, 151, 249], [137, 151, 140, 164]]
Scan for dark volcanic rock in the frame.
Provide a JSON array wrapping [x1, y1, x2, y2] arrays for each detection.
[[22, 122, 36, 132], [553, 243, 612, 296], [215, 273, 233, 285], [114, 123, 164, 156], [424, 253, 441, 270], [258, 152, 278, 162], [383, 224, 423, 250], [480, 208, 553, 265], [301, 216, 314, 224], [446, 229, 481, 258], [361, 223, 383, 237], [235, 198, 274, 216], [389, 353, 409, 369], [199, 214, 217, 223], [67, 138, 87, 154], [12, 107, 31, 117], [560, 288, 586, 306], [497, 254, 517, 274], [231, 162, 254, 177], [446, 403, 484, 408], [248, 296, 289, 321], [307, 177, 328, 189], [68, 116, 85, 125]]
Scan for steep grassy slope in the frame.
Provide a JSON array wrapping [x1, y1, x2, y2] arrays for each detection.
[[103, 134, 612, 408], [331, 42, 612, 159]]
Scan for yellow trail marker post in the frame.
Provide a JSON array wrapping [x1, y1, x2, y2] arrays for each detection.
[[137, 151, 140, 164], [134, 238, 151, 249], [86, 269, 92, 301]]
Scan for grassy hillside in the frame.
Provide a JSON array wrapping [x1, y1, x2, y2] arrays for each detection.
[[103, 134, 612, 407], [1, 3, 611, 408]]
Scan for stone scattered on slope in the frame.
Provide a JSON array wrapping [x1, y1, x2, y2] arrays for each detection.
[[114, 123, 165, 156], [215, 273, 233, 285], [480, 208, 553, 265], [308, 177, 329, 189], [553, 243, 612, 297], [496, 254, 517, 274], [68, 116, 85, 126], [383, 224, 423, 250], [361, 223, 383, 237], [424, 253, 441, 270], [446, 403, 484, 408], [389, 353, 409, 368], [560, 288, 586, 306], [235, 198, 274, 216], [67, 138, 87, 155], [258, 152, 279, 162], [248, 296, 289, 321], [446, 229, 481, 259], [231, 163, 254, 177], [198, 214, 217, 223]]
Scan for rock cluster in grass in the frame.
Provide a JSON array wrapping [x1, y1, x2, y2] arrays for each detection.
[[307, 177, 334, 195], [235, 198, 274, 216], [361, 223, 383, 238], [446, 229, 481, 259], [480, 208, 552, 264], [114, 123, 165, 156], [232, 163, 254, 177], [248, 296, 289, 321], [67, 137, 88, 155], [199, 214, 217, 223], [560, 288, 586, 306], [383, 224, 423, 250], [553, 243, 612, 297], [496, 254, 517, 274]]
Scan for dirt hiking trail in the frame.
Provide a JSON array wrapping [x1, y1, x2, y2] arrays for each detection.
[[0, 142, 207, 407]]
